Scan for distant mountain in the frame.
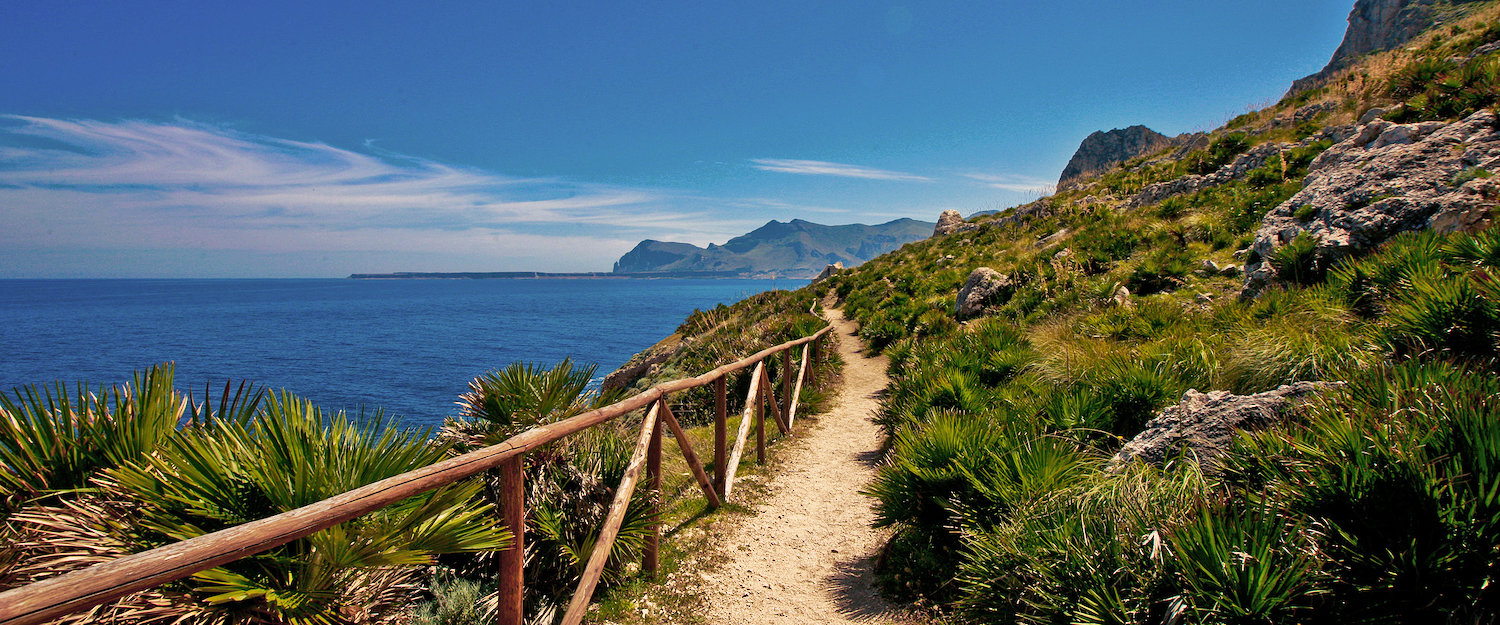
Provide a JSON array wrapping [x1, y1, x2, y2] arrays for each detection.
[[613, 218, 934, 278]]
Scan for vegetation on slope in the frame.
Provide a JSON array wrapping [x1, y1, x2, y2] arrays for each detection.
[[818, 5, 1500, 622]]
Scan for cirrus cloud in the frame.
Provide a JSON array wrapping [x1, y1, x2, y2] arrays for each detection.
[[749, 158, 932, 182], [0, 115, 750, 276]]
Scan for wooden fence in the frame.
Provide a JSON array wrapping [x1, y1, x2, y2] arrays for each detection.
[[0, 323, 836, 625]]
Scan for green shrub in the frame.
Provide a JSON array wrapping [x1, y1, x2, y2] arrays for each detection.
[[1091, 360, 1184, 437], [1223, 361, 1500, 623], [1451, 166, 1492, 187], [414, 571, 487, 625], [1384, 265, 1500, 357], [1167, 508, 1318, 623], [1186, 133, 1250, 175], [860, 310, 907, 351], [1271, 232, 1325, 286], [1127, 247, 1194, 296]]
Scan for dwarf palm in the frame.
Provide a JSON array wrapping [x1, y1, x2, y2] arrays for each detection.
[[11, 390, 508, 625], [0, 364, 193, 514], [443, 360, 657, 623]]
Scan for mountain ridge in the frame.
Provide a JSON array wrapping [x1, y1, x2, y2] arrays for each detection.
[[612, 217, 934, 278]]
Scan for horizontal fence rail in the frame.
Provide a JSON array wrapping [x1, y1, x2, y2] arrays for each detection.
[[0, 322, 835, 625]]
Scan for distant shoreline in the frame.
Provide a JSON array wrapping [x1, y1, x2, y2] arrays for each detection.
[[347, 271, 815, 280]]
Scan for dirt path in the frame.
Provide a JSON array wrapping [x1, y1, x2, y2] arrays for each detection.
[[692, 308, 908, 625]]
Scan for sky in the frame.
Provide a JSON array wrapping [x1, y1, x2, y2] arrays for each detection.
[[0, 1, 1353, 277]]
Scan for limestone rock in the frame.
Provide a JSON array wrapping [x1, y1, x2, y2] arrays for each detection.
[[1108, 382, 1335, 473], [810, 262, 844, 284], [1243, 109, 1500, 297], [1036, 228, 1071, 249], [1059, 125, 1173, 187], [1128, 125, 1361, 210], [1110, 285, 1132, 308], [933, 210, 979, 237], [955, 267, 1013, 320]]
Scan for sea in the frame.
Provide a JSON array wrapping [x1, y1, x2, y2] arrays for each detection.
[[0, 278, 805, 430]]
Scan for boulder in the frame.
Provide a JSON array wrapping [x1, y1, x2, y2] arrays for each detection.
[[1242, 109, 1500, 297], [934, 210, 979, 237], [1036, 228, 1071, 249], [955, 267, 1012, 320], [810, 262, 844, 284], [1108, 382, 1335, 473], [1110, 284, 1132, 308]]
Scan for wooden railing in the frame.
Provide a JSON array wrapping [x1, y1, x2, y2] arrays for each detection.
[[0, 323, 836, 625]]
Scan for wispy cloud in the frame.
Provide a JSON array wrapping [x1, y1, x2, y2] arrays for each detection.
[[962, 172, 1056, 195], [750, 158, 932, 182], [0, 115, 739, 275]]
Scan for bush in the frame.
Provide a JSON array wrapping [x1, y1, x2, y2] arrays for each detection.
[[1271, 232, 1325, 286], [1384, 266, 1500, 358], [1167, 508, 1318, 623], [1127, 247, 1194, 296], [1185, 133, 1250, 175], [1223, 361, 1500, 623]]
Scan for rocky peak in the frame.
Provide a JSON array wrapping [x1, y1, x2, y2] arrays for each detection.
[[1288, 0, 1475, 95], [1058, 125, 1173, 187]]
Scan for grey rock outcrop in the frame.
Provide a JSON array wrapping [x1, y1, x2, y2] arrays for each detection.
[[1243, 109, 1500, 297], [1126, 126, 1359, 210], [602, 336, 691, 391], [933, 210, 979, 237], [1288, 0, 1463, 95], [1059, 126, 1174, 187], [993, 198, 1055, 227], [810, 262, 844, 284], [1109, 382, 1334, 473], [955, 267, 1012, 320]]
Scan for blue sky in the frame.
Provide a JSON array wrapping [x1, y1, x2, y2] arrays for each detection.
[[0, 1, 1351, 277]]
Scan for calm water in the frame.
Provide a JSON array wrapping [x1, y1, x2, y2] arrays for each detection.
[[0, 278, 804, 429]]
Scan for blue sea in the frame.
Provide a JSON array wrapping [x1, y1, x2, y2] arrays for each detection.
[[0, 278, 804, 429]]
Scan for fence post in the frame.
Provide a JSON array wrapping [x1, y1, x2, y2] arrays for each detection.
[[713, 376, 727, 497], [780, 350, 792, 423], [644, 401, 663, 577], [756, 378, 766, 464], [497, 455, 526, 625]]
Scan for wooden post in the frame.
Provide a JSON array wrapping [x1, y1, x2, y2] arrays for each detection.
[[756, 377, 766, 464], [786, 344, 810, 429], [780, 350, 792, 424], [659, 402, 721, 508], [497, 456, 526, 625], [644, 401, 663, 577], [761, 367, 790, 435], [559, 405, 659, 625], [723, 362, 762, 500], [713, 376, 726, 498]]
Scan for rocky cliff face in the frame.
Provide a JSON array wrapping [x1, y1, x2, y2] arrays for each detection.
[[612, 218, 934, 277], [1288, 0, 1477, 94], [1057, 125, 1174, 187]]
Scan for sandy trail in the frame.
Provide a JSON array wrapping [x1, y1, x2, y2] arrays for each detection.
[[692, 308, 908, 625]]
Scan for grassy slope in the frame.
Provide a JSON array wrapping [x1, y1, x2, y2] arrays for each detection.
[[805, 4, 1500, 623]]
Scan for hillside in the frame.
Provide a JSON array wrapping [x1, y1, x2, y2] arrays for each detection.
[[612, 218, 934, 277], [609, 1, 1500, 622]]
